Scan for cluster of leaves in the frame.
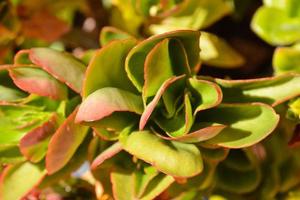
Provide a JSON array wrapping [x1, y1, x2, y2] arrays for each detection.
[[252, 0, 300, 75], [1, 0, 300, 199], [1, 27, 300, 199]]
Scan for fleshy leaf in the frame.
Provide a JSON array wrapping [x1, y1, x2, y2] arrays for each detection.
[[120, 130, 203, 177], [199, 32, 244, 68], [143, 38, 190, 100], [19, 114, 59, 163], [0, 145, 25, 164], [0, 104, 53, 147], [251, 6, 300, 45], [143, 39, 175, 100], [158, 125, 226, 143], [216, 163, 261, 194], [29, 48, 86, 93], [100, 26, 133, 46], [149, 0, 232, 33], [39, 135, 90, 188], [0, 162, 45, 200], [273, 44, 300, 75], [91, 142, 123, 169], [76, 87, 143, 123], [125, 30, 200, 91], [188, 78, 222, 114], [9, 67, 68, 100], [134, 165, 159, 198], [0, 85, 26, 102], [46, 110, 89, 174], [155, 93, 193, 137], [139, 174, 174, 200], [91, 112, 139, 137], [111, 165, 174, 200], [200, 103, 279, 148], [215, 74, 300, 106], [111, 169, 135, 200], [82, 39, 137, 97], [139, 75, 185, 130], [200, 146, 229, 162]]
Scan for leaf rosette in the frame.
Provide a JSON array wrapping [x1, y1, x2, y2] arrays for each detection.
[[74, 30, 300, 180]]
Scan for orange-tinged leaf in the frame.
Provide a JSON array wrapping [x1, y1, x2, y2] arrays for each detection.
[[46, 109, 89, 174], [29, 48, 86, 93], [19, 114, 59, 163], [21, 10, 69, 42], [157, 125, 226, 143], [9, 67, 68, 100], [139, 75, 185, 130]]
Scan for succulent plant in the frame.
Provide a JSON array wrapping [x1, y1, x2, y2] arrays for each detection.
[[252, 0, 300, 77], [1, 26, 300, 199]]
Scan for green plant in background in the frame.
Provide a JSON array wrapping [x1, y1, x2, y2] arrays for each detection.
[[105, 0, 246, 69], [252, 0, 300, 75], [2, 28, 300, 199]]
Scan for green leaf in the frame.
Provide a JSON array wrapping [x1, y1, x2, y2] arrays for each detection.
[[188, 78, 222, 114], [9, 67, 68, 100], [29, 48, 86, 93], [76, 87, 143, 123], [215, 74, 300, 106], [39, 134, 90, 188], [100, 26, 133, 46], [158, 125, 226, 143], [273, 44, 300, 75], [143, 39, 175, 99], [143, 38, 190, 100], [134, 165, 159, 197], [200, 103, 279, 148], [0, 162, 46, 200], [258, 165, 280, 199], [155, 93, 193, 137], [216, 163, 261, 194], [125, 30, 200, 91], [263, 0, 300, 18], [199, 32, 244, 68], [0, 85, 26, 102], [111, 164, 174, 200], [46, 109, 89, 174], [200, 146, 229, 162], [149, 0, 232, 33], [19, 114, 59, 162], [120, 130, 203, 177], [0, 145, 25, 164], [139, 174, 174, 200], [111, 169, 135, 200], [90, 112, 139, 136], [131, 0, 160, 16], [91, 142, 123, 169], [0, 104, 53, 147], [110, 0, 144, 35], [82, 39, 137, 98], [251, 6, 300, 45], [139, 75, 185, 130], [222, 149, 257, 171]]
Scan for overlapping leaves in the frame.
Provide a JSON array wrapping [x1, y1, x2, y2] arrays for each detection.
[[76, 29, 300, 185], [0, 47, 88, 200], [1, 28, 300, 199]]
